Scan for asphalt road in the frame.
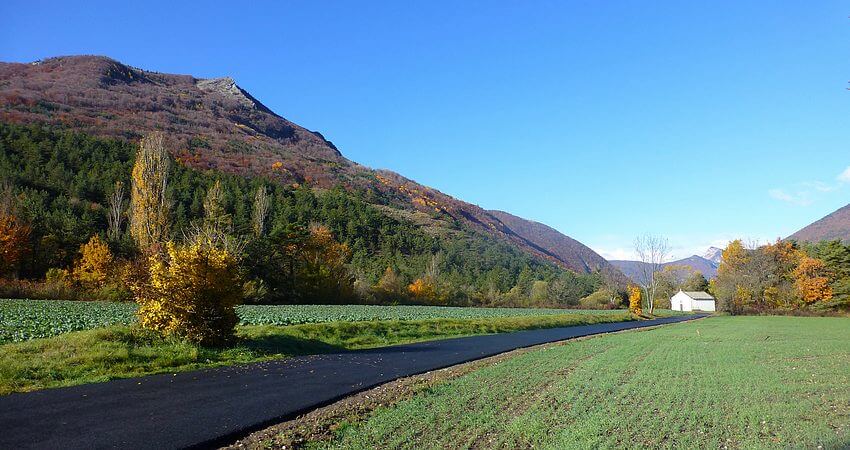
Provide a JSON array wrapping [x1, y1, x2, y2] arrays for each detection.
[[0, 314, 705, 449]]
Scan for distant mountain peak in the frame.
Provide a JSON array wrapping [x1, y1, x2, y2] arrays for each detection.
[[610, 253, 719, 284], [702, 247, 723, 263], [195, 76, 276, 115]]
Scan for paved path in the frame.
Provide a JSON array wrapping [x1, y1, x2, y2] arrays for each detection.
[[0, 314, 705, 449]]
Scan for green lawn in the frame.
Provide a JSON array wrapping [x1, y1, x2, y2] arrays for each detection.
[[0, 312, 635, 395], [303, 316, 850, 449]]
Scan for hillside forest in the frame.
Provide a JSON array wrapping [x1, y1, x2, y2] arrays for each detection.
[[0, 123, 611, 312]]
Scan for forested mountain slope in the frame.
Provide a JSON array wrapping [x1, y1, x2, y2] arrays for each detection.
[[0, 55, 618, 278], [788, 204, 850, 244]]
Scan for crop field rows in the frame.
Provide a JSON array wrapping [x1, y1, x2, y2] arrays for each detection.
[[0, 299, 628, 344]]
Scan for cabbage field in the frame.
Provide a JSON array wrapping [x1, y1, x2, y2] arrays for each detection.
[[0, 299, 625, 344]]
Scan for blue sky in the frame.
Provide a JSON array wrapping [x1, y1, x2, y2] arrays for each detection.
[[2, 1, 849, 260]]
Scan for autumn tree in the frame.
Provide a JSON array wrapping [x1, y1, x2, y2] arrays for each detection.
[[803, 240, 850, 309], [0, 214, 31, 278], [130, 132, 172, 250], [136, 239, 242, 346], [759, 240, 799, 309], [299, 224, 354, 303], [627, 284, 642, 315], [377, 266, 405, 295], [634, 234, 669, 315], [792, 256, 832, 304], [681, 272, 709, 292], [72, 235, 114, 288], [713, 240, 750, 314], [408, 277, 437, 301]]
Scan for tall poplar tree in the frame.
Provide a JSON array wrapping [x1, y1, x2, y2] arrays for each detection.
[[130, 132, 172, 250]]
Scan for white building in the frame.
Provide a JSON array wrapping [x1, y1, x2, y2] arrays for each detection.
[[670, 290, 716, 312]]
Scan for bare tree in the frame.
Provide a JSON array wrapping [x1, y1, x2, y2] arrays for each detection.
[[425, 252, 443, 281], [251, 186, 270, 237], [107, 181, 125, 241], [600, 267, 624, 306], [634, 234, 670, 315]]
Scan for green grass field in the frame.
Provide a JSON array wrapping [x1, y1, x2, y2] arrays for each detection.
[[0, 299, 635, 344], [302, 316, 850, 449], [0, 312, 635, 395]]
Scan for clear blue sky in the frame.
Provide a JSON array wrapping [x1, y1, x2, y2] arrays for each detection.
[[3, 1, 849, 260]]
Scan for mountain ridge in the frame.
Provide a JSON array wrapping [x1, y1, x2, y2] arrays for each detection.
[[0, 55, 620, 277], [610, 253, 719, 284], [787, 203, 850, 244]]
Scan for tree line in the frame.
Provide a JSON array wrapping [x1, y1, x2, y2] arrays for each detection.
[[711, 239, 849, 314]]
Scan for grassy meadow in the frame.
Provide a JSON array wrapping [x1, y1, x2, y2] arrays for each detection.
[[0, 307, 637, 395], [297, 316, 850, 449]]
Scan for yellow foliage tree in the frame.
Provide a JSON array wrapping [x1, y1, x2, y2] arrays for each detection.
[[714, 240, 751, 313], [627, 284, 642, 315], [0, 214, 31, 277], [792, 256, 833, 304], [73, 235, 114, 288], [130, 132, 172, 251], [135, 240, 242, 345], [298, 224, 354, 302], [408, 277, 437, 300]]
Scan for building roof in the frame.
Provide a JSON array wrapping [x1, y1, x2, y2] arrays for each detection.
[[683, 291, 715, 300]]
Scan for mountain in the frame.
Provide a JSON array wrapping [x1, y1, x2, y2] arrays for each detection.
[[702, 246, 723, 264], [610, 253, 719, 284], [487, 210, 624, 279], [0, 55, 619, 277], [787, 204, 850, 244]]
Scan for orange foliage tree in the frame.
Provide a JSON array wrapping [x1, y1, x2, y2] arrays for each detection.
[[0, 214, 31, 278], [408, 277, 437, 301], [792, 256, 833, 304]]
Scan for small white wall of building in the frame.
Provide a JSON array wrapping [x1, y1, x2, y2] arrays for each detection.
[[670, 291, 693, 312], [692, 299, 716, 312]]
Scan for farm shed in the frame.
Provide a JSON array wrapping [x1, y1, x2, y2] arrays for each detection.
[[670, 290, 716, 312]]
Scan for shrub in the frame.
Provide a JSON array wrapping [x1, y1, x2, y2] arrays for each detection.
[[136, 240, 243, 346], [628, 285, 642, 316], [0, 277, 79, 301], [578, 290, 613, 309], [408, 278, 438, 303]]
